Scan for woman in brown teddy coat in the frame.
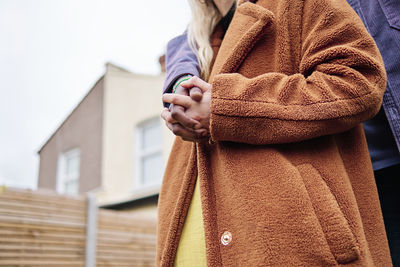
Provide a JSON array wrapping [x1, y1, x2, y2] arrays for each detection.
[[159, 0, 393, 265]]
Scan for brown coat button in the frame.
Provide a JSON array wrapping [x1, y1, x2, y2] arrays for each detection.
[[221, 231, 232, 246]]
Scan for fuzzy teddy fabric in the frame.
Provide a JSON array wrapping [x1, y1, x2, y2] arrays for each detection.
[[157, 0, 392, 266]]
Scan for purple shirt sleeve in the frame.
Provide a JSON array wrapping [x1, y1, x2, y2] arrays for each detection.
[[162, 32, 200, 107]]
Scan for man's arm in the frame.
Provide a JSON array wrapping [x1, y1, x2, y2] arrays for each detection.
[[161, 32, 208, 141], [163, 32, 201, 107]]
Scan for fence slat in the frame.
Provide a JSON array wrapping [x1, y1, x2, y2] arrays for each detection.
[[0, 187, 157, 266]]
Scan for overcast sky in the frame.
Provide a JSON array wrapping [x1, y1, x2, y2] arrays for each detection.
[[0, 0, 191, 189]]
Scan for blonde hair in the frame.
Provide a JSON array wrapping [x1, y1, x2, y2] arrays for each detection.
[[187, 0, 222, 81]]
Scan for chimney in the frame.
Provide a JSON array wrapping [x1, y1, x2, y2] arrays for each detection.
[[159, 54, 166, 73]]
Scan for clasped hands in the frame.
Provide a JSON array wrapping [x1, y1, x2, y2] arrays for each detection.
[[161, 76, 212, 142]]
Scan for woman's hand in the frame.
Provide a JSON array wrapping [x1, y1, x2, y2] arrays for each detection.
[[161, 80, 205, 142], [178, 77, 212, 132], [163, 91, 211, 131], [161, 76, 212, 142], [168, 84, 203, 130], [161, 106, 208, 142]]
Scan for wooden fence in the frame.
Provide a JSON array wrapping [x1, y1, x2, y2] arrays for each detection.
[[0, 187, 157, 266]]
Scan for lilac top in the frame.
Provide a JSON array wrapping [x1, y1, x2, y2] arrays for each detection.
[[162, 33, 200, 108]]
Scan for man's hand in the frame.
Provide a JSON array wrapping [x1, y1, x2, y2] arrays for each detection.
[[168, 85, 202, 130], [162, 77, 212, 142], [161, 107, 208, 142], [161, 77, 206, 142], [161, 76, 211, 142], [163, 91, 211, 133], [168, 81, 204, 128]]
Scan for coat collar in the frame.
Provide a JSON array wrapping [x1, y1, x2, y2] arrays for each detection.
[[209, 1, 275, 81]]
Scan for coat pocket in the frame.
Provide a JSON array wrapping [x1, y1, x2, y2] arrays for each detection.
[[378, 0, 400, 30], [296, 164, 360, 264]]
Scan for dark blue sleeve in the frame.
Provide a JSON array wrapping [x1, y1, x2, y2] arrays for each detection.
[[348, 0, 400, 154], [162, 32, 200, 106]]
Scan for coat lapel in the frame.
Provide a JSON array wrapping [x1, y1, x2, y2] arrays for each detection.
[[209, 1, 275, 81]]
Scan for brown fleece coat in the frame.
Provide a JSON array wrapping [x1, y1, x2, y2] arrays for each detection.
[[157, 0, 392, 266]]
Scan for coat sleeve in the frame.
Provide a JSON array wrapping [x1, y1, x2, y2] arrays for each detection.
[[162, 32, 200, 107], [209, 0, 387, 145]]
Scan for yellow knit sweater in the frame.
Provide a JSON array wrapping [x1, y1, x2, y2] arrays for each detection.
[[174, 178, 207, 266]]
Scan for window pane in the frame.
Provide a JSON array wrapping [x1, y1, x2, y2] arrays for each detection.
[[58, 149, 80, 195], [65, 153, 80, 177], [65, 179, 79, 195], [142, 153, 163, 185], [142, 121, 161, 151]]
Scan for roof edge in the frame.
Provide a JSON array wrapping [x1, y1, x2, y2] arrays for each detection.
[[37, 74, 105, 154]]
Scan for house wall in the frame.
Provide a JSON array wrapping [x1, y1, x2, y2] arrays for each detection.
[[37, 78, 104, 193], [98, 65, 175, 206]]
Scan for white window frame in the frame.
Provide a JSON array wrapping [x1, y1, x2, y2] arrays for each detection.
[[135, 118, 164, 190], [56, 148, 80, 195]]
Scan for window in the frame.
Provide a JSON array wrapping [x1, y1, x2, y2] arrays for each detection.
[[56, 148, 80, 195], [136, 118, 163, 188]]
